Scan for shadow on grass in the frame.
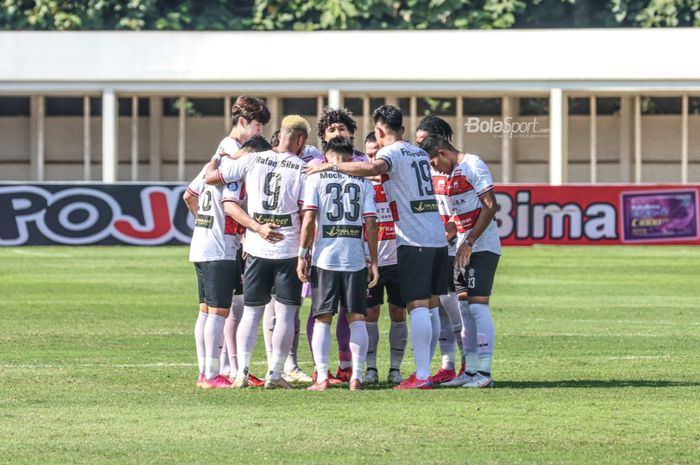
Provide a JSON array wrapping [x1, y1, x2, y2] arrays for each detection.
[[493, 379, 700, 389]]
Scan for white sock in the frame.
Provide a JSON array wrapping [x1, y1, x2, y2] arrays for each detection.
[[269, 301, 298, 379], [349, 320, 368, 382], [439, 292, 464, 368], [312, 321, 331, 383], [389, 320, 407, 370], [204, 314, 226, 380], [439, 308, 456, 370], [284, 310, 301, 373], [220, 342, 230, 376], [227, 294, 244, 378], [262, 299, 276, 363], [470, 303, 495, 375], [194, 311, 208, 374], [365, 321, 379, 369], [459, 300, 479, 374], [428, 307, 441, 365], [236, 305, 263, 380], [409, 307, 432, 380]]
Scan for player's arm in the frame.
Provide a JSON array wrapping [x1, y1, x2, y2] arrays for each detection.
[[455, 189, 498, 269], [445, 220, 458, 242], [182, 190, 199, 218], [296, 209, 317, 283], [364, 216, 380, 288], [223, 201, 284, 243], [304, 159, 388, 178], [204, 153, 247, 186]]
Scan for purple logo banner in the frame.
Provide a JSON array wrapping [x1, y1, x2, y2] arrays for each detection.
[[621, 190, 698, 242]]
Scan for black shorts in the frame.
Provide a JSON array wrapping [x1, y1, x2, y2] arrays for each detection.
[[446, 255, 456, 293], [194, 260, 239, 309], [454, 251, 500, 297], [234, 248, 245, 296], [367, 264, 405, 308], [310, 267, 368, 317], [244, 255, 302, 307], [397, 245, 449, 303]]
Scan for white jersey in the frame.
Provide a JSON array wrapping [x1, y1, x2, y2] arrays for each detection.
[[365, 181, 398, 267], [448, 154, 501, 255], [432, 170, 457, 256], [304, 171, 377, 272], [218, 149, 306, 260], [186, 137, 242, 198], [188, 163, 245, 262], [376, 140, 447, 248]]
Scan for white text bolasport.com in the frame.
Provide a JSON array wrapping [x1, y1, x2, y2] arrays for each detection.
[[464, 117, 550, 139]]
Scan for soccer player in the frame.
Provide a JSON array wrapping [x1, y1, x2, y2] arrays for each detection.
[[305, 107, 369, 383], [362, 131, 407, 385], [219, 136, 271, 387], [204, 115, 309, 389], [416, 116, 465, 384], [420, 134, 501, 388], [184, 97, 270, 389], [306, 105, 449, 389], [297, 136, 379, 391]]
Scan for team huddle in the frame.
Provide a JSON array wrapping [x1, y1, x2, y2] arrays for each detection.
[[184, 96, 500, 391]]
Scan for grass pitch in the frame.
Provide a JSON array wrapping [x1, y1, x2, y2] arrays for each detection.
[[0, 245, 698, 464]]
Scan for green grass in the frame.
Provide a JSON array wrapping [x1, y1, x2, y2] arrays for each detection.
[[0, 245, 698, 464]]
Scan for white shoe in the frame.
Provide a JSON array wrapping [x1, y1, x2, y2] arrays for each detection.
[[461, 373, 493, 388], [387, 369, 403, 384], [231, 375, 247, 389], [264, 375, 291, 390], [364, 368, 378, 385], [283, 367, 313, 383], [441, 372, 476, 387]]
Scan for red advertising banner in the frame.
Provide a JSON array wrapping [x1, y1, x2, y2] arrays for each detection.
[[1, 183, 698, 246], [495, 184, 700, 245]]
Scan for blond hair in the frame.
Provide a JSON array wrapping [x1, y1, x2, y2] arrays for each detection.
[[281, 115, 311, 136]]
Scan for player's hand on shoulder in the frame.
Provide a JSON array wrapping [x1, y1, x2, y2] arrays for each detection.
[[256, 223, 284, 243], [367, 261, 380, 288], [304, 162, 331, 176]]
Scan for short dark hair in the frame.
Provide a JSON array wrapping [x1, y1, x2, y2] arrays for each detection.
[[417, 115, 453, 142], [231, 96, 271, 127], [419, 133, 457, 158], [240, 135, 272, 153], [372, 105, 402, 132], [270, 130, 280, 148], [364, 131, 376, 144], [324, 136, 355, 159]]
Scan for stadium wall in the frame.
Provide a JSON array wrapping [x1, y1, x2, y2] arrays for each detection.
[[2, 183, 697, 246]]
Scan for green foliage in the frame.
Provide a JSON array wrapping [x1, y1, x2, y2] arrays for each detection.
[[1, 0, 698, 30]]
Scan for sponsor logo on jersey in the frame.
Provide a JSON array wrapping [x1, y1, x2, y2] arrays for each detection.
[[454, 209, 481, 233], [448, 175, 474, 196], [410, 199, 439, 214], [195, 214, 214, 229], [433, 176, 449, 195], [322, 225, 363, 238], [253, 213, 293, 227], [377, 222, 396, 241]]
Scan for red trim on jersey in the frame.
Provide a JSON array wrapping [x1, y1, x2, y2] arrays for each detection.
[[240, 182, 247, 200], [448, 175, 474, 196], [389, 201, 399, 221], [186, 187, 199, 198], [380, 173, 390, 183], [224, 216, 238, 236], [363, 212, 377, 217], [440, 214, 451, 225], [454, 209, 481, 233], [433, 175, 449, 195], [304, 205, 318, 210], [373, 184, 388, 203]]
